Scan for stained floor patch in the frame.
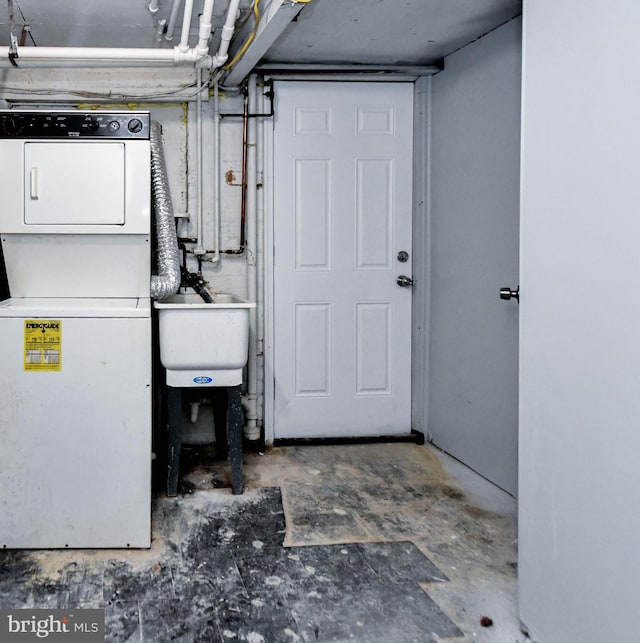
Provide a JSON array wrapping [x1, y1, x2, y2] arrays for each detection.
[[0, 487, 461, 642], [0, 444, 520, 641]]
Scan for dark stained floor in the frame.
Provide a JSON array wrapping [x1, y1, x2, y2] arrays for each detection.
[[0, 444, 521, 642]]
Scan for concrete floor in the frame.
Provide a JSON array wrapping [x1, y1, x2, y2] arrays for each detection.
[[0, 443, 524, 642]]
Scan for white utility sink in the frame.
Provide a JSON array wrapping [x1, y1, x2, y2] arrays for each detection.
[[154, 291, 256, 387]]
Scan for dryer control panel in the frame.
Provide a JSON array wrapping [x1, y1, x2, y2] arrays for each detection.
[[0, 111, 150, 139]]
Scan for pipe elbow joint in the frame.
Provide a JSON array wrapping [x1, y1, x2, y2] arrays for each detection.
[[195, 55, 213, 69], [212, 53, 229, 69]]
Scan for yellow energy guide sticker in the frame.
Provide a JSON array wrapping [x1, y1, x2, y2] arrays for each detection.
[[24, 320, 62, 371]]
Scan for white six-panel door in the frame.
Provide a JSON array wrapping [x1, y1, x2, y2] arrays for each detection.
[[272, 81, 413, 439]]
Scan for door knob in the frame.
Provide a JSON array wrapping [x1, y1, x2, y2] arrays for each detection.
[[499, 286, 519, 302], [397, 275, 414, 288]]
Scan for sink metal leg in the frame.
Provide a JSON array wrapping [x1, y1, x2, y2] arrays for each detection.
[[227, 384, 243, 495], [211, 387, 228, 460], [167, 386, 182, 497]]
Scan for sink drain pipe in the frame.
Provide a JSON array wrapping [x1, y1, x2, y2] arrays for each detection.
[[150, 121, 181, 300], [243, 74, 260, 441]]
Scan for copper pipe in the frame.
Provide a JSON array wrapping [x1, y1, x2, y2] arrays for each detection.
[[223, 85, 249, 255]]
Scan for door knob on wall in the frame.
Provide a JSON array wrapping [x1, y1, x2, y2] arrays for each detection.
[[499, 286, 519, 302], [397, 275, 414, 288]]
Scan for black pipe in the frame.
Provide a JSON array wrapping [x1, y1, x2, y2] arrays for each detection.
[[182, 269, 215, 303], [219, 79, 274, 120]]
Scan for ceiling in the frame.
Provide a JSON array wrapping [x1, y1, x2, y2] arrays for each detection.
[[264, 0, 521, 67], [0, 0, 521, 68]]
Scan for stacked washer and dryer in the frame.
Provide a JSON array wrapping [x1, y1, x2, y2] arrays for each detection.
[[0, 111, 153, 548]]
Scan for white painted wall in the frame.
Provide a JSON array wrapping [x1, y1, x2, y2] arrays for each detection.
[[427, 18, 521, 494], [519, 1, 640, 640]]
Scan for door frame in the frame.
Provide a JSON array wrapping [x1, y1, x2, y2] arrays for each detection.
[[263, 76, 431, 444]]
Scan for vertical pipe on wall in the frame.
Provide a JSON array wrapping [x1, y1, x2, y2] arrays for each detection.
[[212, 0, 241, 67], [263, 79, 275, 444], [239, 89, 249, 250], [165, 0, 184, 41], [255, 76, 266, 434], [154, 19, 167, 46], [244, 73, 259, 441], [178, 0, 194, 52], [211, 82, 221, 263], [196, 0, 216, 55], [194, 67, 205, 255]]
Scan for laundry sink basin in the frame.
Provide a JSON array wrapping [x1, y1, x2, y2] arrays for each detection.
[[154, 290, 256, 387]]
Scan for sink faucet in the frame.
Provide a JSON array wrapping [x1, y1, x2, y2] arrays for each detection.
[[178, 244, 214, 303]]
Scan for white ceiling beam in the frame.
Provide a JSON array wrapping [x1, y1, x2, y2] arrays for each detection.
[[220, 0, 308, 88]]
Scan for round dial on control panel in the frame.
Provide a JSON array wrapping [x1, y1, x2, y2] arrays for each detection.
[[87, 118, 99, 132], [0, 116, 23, 136], [127, 118, 143, 133], [108, 120, 120, 132]]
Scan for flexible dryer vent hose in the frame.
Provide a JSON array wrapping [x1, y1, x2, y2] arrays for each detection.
[[150, 121, 181, 300]]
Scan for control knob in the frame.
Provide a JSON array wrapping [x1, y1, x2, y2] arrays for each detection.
[[127, 118, 144, 133], [0, 115, 22, 136]]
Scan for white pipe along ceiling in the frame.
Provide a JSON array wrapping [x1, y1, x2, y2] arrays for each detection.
[[1, 0, 242, 67]]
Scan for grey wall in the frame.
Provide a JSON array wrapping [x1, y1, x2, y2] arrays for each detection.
[[519, 0, 640, 640], [427, 18, 521, 494]]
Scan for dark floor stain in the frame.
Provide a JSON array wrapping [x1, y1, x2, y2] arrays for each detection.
[[463, 503, 497, 520], [440, 485, 465, 501], [0, 488, 463, 642]]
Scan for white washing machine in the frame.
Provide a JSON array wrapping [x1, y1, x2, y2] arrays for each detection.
[[0, 111, 152, 548]]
